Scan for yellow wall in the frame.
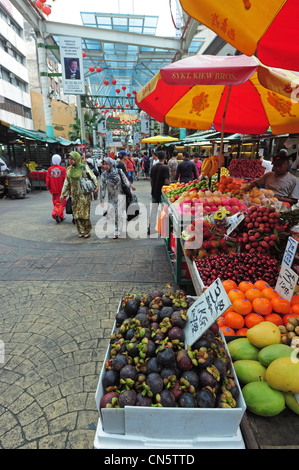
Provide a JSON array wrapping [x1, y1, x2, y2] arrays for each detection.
[[30, 90, 76, 140]]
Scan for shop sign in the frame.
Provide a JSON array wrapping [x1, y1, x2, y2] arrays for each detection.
[[184, 278, 231, 347]]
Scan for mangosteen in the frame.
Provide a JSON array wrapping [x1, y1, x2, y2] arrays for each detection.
[[119, 389, 137, 407], [135, 327, 151, 340], [209, 322, 220, 336], [168, 327, 185, 344], [217, 389, 236, 408], [125, 328, 135, 341], [223, 375, 239, 401], [151, 289, 162, 299], [100, 391, 119, 409], [133, 313, 150, 328], [159, 306, 174, 320], [176, 349, 193, 371], [152, 329, 165, 344], [177, 392, 196, 408], [137, 305, 148, 315], [136, 393, 153, 407], [192, 335, 211, 350], [198, 366, 221, 390], [147, 309, 161, 323], [193, 347, 212, 370], [115, 309, 130, 326], [119, 364, 137, 387], [212, 357, 227, 381], [160, 367, 177, 387], [180, 370, 199, 393], [146, 357, 162, 375], [161, 295, 173, 307], [146, 372, 163, 395], [111, 354, 129, 372], [102, 369, 120, 391], [126, 340, 140, 358], [157, 389, 176, 407], [196, 386, 216, 408], [149, 297, 163, 310], [170, 310, 187, 329], [156, 348, 176, 367], [138, 338, 156, 358], [171, 379, 182, 400], [150, 322, 159, 331], [125, 298, 140, 316]]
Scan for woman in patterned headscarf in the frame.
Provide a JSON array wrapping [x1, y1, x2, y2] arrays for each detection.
[[100, 157, 133, 239], [60, 151, 98, 238]]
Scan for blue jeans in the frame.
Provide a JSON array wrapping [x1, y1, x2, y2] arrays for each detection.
[[127, 170, 134, 184]]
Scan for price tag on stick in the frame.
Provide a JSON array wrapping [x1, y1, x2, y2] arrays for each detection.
[[275, 263, 298, 303], [184, 278, 232, 347]]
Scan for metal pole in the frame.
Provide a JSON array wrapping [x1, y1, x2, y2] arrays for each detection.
[[36, 34, 54, 138]]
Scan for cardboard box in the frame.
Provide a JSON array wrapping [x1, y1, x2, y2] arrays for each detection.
[[95, 300, 246, 440]]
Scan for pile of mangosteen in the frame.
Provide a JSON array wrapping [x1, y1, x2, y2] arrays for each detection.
[[100, 286, 239, 410]]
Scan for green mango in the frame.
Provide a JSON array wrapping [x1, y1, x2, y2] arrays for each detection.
[[258, 344, 293, 367], [242, 381, 285, 417], [234, 360, 266, 384], [228, 338, 259, 361], [283, 392, 299, 415]]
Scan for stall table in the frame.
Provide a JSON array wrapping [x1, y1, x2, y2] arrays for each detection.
[[185, 250, 299, 449], [29, 171, 47, 190]]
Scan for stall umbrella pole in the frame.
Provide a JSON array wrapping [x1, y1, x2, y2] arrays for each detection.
[[218, 84, 232, 182]]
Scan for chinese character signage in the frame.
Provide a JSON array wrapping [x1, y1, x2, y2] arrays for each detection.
[[184, 278, 231, 347], [59, 37, 85, 95]]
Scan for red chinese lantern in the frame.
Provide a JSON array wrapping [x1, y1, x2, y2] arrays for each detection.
[[125, 104, 129, 107], [122, 86, 126, 91], [42, 4, 51, 15], [40, 0, 46, 3], [132, 90, 137, 95], [96, 67, 102, 73], [89, 66, 95, 72], [117, 105, 120, 108], [127, 93, 131, 97], [82, 51, 86, 58], [95, 102, 98, 106], [112, 79, 117, 85], [130, 106, 133, 109], [102, 105, 105, 108], [35, 0, 42, 8], [104, 80, 109, 85], [115, 89, 120, 94]]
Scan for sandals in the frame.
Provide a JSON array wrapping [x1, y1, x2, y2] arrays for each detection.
[[83, 233, 90, 238], [78, 233, 84, 238]]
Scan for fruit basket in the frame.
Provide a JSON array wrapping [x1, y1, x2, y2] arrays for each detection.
[[94, 296, 246, 442]]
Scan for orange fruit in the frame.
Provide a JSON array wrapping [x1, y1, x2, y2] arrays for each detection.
[[282, 313, 299, 326], [252, 297, 273, 315], [228, 289, 245, 303], [238, 281, 254, 293], [220, 326, 235, 336], [217, 316, 226, 327], [264, 313, 283, 326], [271, 296, 291, 314], [224, 311, 245, 330], [261, 287, 279, 301], [222, 280, 238, 293], [232, 298, 252, 315], [245, 313, 264, 329], [236, 328, 248, 336], [254, 280, 270, 291], [245, 288, 262, 302], [291, 304, 299, 315], [291, 294, 299, 305]]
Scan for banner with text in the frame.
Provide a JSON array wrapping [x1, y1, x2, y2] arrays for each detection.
[[59, 36, 85, 95]]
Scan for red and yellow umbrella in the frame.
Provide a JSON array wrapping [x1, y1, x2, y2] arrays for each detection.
[[179, 0, 299, 71], [135, 54, 299, 137]]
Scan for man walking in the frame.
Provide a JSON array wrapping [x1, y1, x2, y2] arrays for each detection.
[[167, 150, 178, 183], [148, 150, 169, 235], [175, 151, 197, 183]]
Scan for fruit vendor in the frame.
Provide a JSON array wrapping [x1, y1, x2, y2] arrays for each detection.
[[245, 151, 299, 206]]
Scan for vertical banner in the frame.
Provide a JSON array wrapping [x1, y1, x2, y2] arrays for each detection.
[[98, 120, 107, 136], [133, 131, 140, 145], [141, 115, 149, 136], [59, 36, 85, 95], [106, 131, 113, 147]]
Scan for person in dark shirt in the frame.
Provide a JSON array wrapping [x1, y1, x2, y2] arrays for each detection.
[[175, 151, 198, 183], [148, 150, 170, 236]]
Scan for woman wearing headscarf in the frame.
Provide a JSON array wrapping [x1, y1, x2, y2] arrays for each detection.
[[46, 154, 67, 223], [60, 151, 99, 238], [100, 157, 133, 239]]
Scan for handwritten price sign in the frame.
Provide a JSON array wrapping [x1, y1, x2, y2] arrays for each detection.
[[184, 278, 231, 347], [275, 264, 298, 303]]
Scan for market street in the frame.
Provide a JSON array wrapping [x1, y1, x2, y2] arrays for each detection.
[[0, 179, 179, 449]]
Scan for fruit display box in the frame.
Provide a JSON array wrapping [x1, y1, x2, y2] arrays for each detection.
[[94, 301, 246, 441]]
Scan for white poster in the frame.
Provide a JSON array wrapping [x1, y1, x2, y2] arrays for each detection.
[[106, 131, 113, 147], [133, 131, 140, 145], [98, 120, 107, 136], [141, 115, 149, 136], [59, 36, 85, 95]]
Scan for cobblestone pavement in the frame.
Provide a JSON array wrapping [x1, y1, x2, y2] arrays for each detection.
[[0, 179, 183, 449]]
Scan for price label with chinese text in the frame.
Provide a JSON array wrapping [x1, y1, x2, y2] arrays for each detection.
[[275, 263, 298, 303], [184, 278, 231, 347], [282, 237, 298, 268]]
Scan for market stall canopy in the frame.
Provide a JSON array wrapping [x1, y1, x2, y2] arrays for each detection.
[[179, 0, 299, 72], [135, 54, 299, 136], [141, 135, 179, 144], [0, 121, 75, 146]]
